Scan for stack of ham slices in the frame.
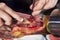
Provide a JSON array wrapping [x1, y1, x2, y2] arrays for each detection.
[[0, 13, 44, 38], [11, 13, 44, 37]]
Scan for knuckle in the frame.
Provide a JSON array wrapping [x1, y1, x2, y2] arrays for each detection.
[[5, 17, 12, 25], [0, 2, 6, 8], [5, 16, 12, 23], [7, 17, 12, 22]]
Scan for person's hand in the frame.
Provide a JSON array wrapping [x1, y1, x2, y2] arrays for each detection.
[[30, 0, 58, 16], [0, 3, 24, 26]]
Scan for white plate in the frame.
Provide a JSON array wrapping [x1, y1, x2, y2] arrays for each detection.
[[14, 35, 46, 40]]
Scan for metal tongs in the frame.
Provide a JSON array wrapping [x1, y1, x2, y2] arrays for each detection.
[[30, 0, 43, 19], [29, 0, 35, 19], [31, 0, 44, 19]]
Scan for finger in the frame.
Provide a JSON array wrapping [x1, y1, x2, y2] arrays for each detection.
[[45, 0, 49, 3], [16, 12, 30, 18], [0, 10, 12, 25], [50, 9, 60, 16], [0, 18, 4, 26], [0, 3, 23, 22], [44, 0, 58, 9], [16, 12, 31, 24], [32, 10, 42, 16], [30, 1, 39, 10], [33, 0, 46, 11]]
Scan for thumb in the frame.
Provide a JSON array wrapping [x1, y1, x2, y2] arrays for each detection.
[[30, 1, 39, 10]]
